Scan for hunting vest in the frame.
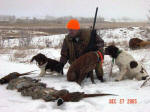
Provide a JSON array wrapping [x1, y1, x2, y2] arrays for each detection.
[[65, 29, 91, 64]]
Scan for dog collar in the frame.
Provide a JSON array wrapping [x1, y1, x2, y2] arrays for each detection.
[[112, 58, 115, 64], [95, 50, 104, 67]]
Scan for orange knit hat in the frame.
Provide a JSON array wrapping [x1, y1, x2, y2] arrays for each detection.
[[67, 19, 80, 30]]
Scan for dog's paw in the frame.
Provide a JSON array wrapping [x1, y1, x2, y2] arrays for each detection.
[[115, 76, 123, 81], [115, 79, 120, 81], [92, 82, 96, 84], [39, 74, 44, 77], [77, 81, 82, 86], [115, 78, 122, 81]]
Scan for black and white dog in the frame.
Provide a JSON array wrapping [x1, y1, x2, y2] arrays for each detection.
[[105, 45, 149, 81], [31, 53, 64, 77]]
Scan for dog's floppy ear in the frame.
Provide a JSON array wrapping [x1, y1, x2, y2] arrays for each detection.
[[30, 56, 36, 63]]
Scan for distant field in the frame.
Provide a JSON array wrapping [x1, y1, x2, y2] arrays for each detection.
[[0, 22, 149, 35]]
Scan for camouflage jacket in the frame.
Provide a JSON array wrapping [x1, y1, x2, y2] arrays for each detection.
[[60, 29, 104, 64]]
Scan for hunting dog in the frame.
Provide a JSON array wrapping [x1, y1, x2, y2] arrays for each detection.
[[105, 45, 149, 81], [67, 51, 103, 85], [31, 53, 63, 77], [129, 38, 150, 49]]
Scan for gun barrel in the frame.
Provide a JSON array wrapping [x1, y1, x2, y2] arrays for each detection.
[[83, 7, 99, 53], [92, 7, 98, 31]]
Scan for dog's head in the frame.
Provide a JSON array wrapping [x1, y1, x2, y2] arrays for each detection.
[[105, 45, 119, 58], [30, 53, 47, 66], [129, 38, 143, 49], [130, 61, 149, 80], [136, 67, 149, 80]]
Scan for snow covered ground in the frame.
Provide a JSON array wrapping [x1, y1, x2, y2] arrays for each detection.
[[0, 27, 150, 112]]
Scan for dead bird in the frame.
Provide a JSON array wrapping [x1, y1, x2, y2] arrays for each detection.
[[7, 77, 43, 90], [5, 76, 117, 105], [56, 92, 117, 106], [0, 70, 37, 84]]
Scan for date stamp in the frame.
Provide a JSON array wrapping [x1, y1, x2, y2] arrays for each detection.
[[109, 98, 137, 104]]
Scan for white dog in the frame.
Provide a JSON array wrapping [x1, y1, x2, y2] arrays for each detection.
[[105, 45, 149, 81]]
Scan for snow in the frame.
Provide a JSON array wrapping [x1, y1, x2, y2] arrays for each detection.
[[100, 27, 150, 44], [0, 27, 150, 112], [1, 34, 66, 48]]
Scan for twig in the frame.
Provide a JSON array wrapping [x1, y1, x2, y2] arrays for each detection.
[[140, 77, 150, 88]]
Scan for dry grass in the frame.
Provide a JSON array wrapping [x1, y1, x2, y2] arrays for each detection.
[[13, 51, 27, 59], [9, 49, 38, 63], [106, 40, 129, 50], [53, 41, 63, 49], [12, 45, 45, 50], [0, 22, 148, 34], [0, 22, 149, 64], [0, 48, 12, 54]]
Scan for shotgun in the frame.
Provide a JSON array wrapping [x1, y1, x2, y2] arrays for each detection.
[[84, 7, 99, 53]]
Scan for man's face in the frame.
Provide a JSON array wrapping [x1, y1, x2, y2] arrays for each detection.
[[68, 29, 79, 38]]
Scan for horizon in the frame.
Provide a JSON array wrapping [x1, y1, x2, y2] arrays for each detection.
[[0, 15, 147, 22], [0, 0, 149, 21]]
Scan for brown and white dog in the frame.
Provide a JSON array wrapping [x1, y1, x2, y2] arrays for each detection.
[[129, 38, 150, 49], [67, 51, 103, 85], [31, 53, 64, 77], [105, 45, 149, 81]]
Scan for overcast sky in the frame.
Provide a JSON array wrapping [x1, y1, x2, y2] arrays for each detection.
[[0, 0, 149, 20]]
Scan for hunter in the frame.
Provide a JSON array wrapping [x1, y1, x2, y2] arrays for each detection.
[[59, 19, 104, 82]]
